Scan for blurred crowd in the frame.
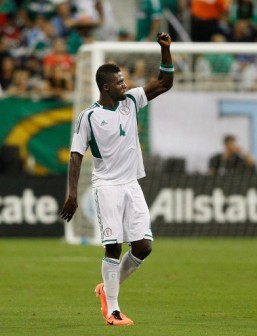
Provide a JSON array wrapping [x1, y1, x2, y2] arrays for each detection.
[[0, 0, 118, 101], [189, 0, 257, 43], [0, 0, 257, 101]]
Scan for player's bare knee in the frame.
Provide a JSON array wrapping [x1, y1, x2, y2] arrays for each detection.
[[131, 240, 152, 260], [142, 242, 152, 259], [105, 243, 122, 259]]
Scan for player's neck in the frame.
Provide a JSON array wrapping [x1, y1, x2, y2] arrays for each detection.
[[98, 96, 118, 109]]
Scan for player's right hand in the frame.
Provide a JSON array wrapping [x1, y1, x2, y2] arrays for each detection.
[[157, 32, 171, 47], [60, 196, 78, 222]]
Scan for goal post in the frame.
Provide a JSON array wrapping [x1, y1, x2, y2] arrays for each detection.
[[65, 42, 257, 244]]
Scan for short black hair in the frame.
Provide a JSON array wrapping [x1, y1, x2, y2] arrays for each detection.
[[96, 63, 121, 90], [224, 135, 236, 145]]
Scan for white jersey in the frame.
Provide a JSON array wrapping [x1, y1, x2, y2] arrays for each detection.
[[71, 87, 148, 187]]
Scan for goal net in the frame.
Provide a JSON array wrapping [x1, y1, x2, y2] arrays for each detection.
[[65, 42, 257, 244]]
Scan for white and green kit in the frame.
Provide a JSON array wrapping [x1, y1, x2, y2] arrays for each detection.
[[71, 87, 153, 244]]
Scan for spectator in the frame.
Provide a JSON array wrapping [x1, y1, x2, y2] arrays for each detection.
[[22, 16, 55, 57], [135, 0, 163, 41], [229, 18, 256, 42], [0, 13, 22, 50], [231, 54, 257, 91], [43, 37, 74, 80], [70, 0, 104, 39], [93, 0, 118, 41], [190, 0, 229, 42], [0, 56, 16, 91], [47, 63, 74, 101], [209, 135, 256, 175], [7, 66, 48, 100], [23, 55, 45, 95], [51, 0, 75, 37], [6, 68, 31, 97], [51, 1, 84, 54], [25, 55, 43, 78]]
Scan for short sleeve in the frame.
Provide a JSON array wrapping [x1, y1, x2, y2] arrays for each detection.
[[137, 87, 148, 109], [126, 87, 148, 112], [70, 111, 90, 155]]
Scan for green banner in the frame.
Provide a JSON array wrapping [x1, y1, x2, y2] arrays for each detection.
[[1, 97, 149, 175], [1, 98, 72, 175]]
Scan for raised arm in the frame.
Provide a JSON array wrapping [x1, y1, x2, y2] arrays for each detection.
[[60, 152, 83, 222], [143, 32, 173, 101]]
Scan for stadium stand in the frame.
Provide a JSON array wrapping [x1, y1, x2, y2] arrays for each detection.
[[0, 0, 257, 100]]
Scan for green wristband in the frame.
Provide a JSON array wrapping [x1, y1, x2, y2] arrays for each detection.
[[160, 63, 174, 69], [160, 64, 175, 73]]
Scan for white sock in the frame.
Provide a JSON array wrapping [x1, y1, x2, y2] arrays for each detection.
[[119, 250, 143, 284], [102, 256, 120, 316]]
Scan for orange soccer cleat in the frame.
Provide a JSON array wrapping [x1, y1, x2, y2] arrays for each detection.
[[95, 283, 108, 318], [106, 310, 134, 326]]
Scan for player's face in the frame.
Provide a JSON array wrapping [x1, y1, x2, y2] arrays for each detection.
[[107, 72, 127, 101]]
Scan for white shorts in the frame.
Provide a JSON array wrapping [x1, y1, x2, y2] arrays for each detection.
[[93, 181, 153, 245]]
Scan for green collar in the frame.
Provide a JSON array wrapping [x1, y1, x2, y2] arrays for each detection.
[[96, 102, 119, 111]]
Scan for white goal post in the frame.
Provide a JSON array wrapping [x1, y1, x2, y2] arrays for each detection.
[[65, 42, 257, 244]]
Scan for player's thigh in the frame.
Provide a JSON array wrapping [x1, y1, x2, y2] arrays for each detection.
[[93, 185, 124, 244], [124, 182, 152, 241]]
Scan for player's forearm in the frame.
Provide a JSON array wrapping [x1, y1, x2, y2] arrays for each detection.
[[143, 33, 173, 100], [158, 46, 173, 89], [161, 45, 172, 65], [68, 152, 83, 199]]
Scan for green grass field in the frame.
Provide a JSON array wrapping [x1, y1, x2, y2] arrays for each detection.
[[1, 238, 257, 336]]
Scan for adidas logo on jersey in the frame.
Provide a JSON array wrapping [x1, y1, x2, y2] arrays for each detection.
[[101, 120, 108, 126]]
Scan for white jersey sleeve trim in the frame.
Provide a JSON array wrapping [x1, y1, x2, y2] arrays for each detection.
[[70, 133, 87, 155], [70, 110, 90, 155]]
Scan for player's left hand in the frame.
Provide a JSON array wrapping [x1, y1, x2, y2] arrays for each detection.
[[60, 196, 78, 222], [157, 32, 171, 47]]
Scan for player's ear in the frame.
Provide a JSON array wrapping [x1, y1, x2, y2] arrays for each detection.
[[103, 83, 109, 92]]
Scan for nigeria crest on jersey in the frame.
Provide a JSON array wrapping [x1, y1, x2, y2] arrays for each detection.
[[119, 106, 130, 115]]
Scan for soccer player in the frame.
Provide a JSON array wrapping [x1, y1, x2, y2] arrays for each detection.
[[60, 32, 174, 326]]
